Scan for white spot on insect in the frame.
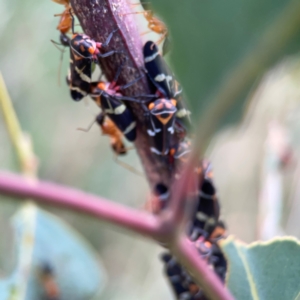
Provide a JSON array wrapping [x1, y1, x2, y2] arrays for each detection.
[[196, 212, 208, 221], [167, 127, 174, 134], [114, 104, 126, 115], [150, 147, 163, 155], [123, 122, 136, 135], [70, 86, 87, 96], [147, 129, 156, 136], [75, 66, 91, 83], [144, 51, 159, 63]]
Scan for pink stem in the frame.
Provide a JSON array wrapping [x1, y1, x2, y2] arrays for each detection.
[[173, 237, 235, 300], [0, 172, 162, 239], [0, 171, 234, 300]]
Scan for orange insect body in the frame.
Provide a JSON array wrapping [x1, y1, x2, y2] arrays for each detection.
[[52, 0, 72, 35], [52, 0, 69, 5], [125, 4, 168, 47], [98, 116, 127, 155], [56, 7, 72, 34], [143, 11, 168, 45]]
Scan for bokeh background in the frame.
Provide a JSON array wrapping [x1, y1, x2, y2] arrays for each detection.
[[1, 0, 300, 299]]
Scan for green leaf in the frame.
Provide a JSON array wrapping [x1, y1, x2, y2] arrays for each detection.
[[220, 236, 300, 300], [151, 0, 300, 126], [0, 203, 106, 300]]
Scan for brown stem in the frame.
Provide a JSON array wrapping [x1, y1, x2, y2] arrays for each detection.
[[70, 0, 179, 189]]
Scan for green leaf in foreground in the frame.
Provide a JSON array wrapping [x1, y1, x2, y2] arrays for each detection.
[[220, 236, 300, 300], [0, 203, 106, 300]]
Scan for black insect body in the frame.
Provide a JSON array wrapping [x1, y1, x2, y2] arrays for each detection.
[[146, 98, 177, 155], [189, 162, 222, 241], [161, 253, 193, 299], [67, 29, 119, 101], [143, 41, 191, 129], [169, 139, 191, 165], [90, 80, 137, 142]]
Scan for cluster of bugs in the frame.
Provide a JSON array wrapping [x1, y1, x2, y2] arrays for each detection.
[[52, 0, 191, 170], [150, 160, 227, 299], [51, 1, 225, 299]]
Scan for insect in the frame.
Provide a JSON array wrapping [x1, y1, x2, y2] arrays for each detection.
[[38, 262, 60, 300], [51, 6, 118, 97], [145, 183, 169, 213], [189, 161, 222, 241], [89, 63, 144, 142], [143, 41, 190, 126], [52, 0, 72, 35], [124, 1, 171, 55], [143, 41, 191, 156], [68, 31, 121, 101], [95, 112, 127, 155], [78, 113, 143, 176], [169, 139, 191, 166], [51, 0, 73, 84], [146, 98, 177, 156]]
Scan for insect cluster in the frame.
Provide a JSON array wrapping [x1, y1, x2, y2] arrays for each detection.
[[51, 1, 227, 299]]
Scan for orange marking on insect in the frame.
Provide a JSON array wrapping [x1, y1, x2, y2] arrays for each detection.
[[97, 82, 107, 91], [88, 46, 95, 54], [156, 114, 172, 125], [171, 99, 177, 107], [210, 225, 226, 239], [148, 102, 155, 110]]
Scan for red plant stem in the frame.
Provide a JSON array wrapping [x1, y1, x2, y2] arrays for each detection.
[[173, 237, 235, 300], [0, 171, 234, 300], [0, 172, 162, 239]]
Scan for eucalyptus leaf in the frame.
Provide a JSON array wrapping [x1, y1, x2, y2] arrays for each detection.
[[221, 236, 300, 300], [0, 203, 106, 300], [151, 0, 300, 126]]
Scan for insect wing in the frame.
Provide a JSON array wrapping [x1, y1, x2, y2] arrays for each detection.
[[100, 95, 137, 142], [148, 99, 177, 155], [68, 49, 91, 101], [70, 34, 95, 59], [143, 41, 175, 98]]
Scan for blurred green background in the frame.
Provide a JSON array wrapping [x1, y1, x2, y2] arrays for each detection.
[[1, 0, 300, 298]]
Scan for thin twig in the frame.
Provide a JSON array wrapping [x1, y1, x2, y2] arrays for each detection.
[[0, 73, 37, 177]]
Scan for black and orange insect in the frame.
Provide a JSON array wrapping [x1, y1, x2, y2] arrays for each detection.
[[189, 161, 223, 241], [78, 112, 143, 176], [52, 7, 122, 101], [146, 98, 177, 156], [67, 16, 120, 101], [143, 41, 190, 126], [89, 62, 145, 142], [143, 41, 191, 156]]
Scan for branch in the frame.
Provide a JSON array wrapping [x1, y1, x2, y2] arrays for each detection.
[[0, 172, 162, 239], [70, 0, 180, 189], [0, 171, 234, 300], [172, 237, 234, 300]]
